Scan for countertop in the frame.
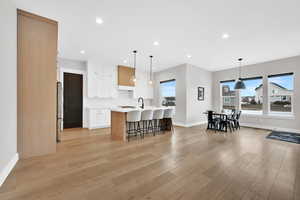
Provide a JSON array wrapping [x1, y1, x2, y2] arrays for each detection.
[[111, 106, 174, 113]]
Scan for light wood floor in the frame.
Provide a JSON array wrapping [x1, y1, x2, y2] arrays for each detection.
[[59, 128, 110, 141], [0, 126, 299, 200]]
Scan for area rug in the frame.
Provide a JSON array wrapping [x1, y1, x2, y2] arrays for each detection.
[[266, 131, 300, 144]]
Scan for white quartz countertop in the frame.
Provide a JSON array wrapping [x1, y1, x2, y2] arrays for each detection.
[[111, 106, 174, 113], [86, 107, 110, 110]]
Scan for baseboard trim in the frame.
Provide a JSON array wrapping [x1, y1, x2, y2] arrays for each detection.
[[88, 125, 111, 130], [174, 121, 207, 128], [173, 122, 186, 127], [0, 153, 19, 187], [173, 121, 300, 133], [240, 123, 300, 133]]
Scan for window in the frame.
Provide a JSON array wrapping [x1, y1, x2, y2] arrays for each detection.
[[160, 79, 176, 106], [268, 73, 294, 113], [240, 77, 263, 112], [220, 80, 236, 110]]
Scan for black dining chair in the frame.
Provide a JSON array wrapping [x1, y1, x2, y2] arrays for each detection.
[[219, 114, 233, 132], [228, 110, 241, 130], [207, 111, 219, 131], [228, 110, 237, 131], [234, 111, 242, 129]]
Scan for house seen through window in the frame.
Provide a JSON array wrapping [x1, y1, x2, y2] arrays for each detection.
[[268, 73, 293, 113], [241, 77, 263, 112], [221, 80, 236, 110]]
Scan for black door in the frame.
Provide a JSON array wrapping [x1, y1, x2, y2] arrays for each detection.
[[63, 73, 83, 129]]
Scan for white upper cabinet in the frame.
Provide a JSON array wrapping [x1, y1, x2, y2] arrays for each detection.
[[133, 69, 153, 99], [87, 60, 153, 99], [87, 60, 116, 98]]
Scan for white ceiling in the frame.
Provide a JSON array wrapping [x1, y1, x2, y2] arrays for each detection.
[[14, 0, 300, 71]]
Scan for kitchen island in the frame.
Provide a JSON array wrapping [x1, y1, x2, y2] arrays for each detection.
[[111, 106, 174, 141]]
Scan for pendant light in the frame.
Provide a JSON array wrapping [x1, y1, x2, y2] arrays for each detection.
[[149, 55, 153, 85], [234, 58, 246, 90], [132, 50, 137, 82]]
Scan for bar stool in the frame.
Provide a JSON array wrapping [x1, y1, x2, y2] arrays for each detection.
[[163, 108, 174, 134], [141, 109, 154, 136], [152, 109, 164, 135], [126, 110, 142, 141]]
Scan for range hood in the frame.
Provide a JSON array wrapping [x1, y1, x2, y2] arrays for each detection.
[[118, 65, 135, 90]]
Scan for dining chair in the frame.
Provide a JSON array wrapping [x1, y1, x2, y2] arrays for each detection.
[[234, 111, 242, 129], [219, 114, 232, 132], [207, 111, 219, 131], [228, 110, 237, 131]]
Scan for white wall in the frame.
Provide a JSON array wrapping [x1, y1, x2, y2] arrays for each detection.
[[153, 64, 187, 125], [212, 55, 300, 132], [0, 0, 18, 186], [186, 64, 212, 125], [154, 64, 212, 126]]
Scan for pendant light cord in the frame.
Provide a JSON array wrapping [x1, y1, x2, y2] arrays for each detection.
[[150, 55, 153, 81], [239, 61, 241, 79], [133, 50, 137, 77], [238, 58, 243, 80]]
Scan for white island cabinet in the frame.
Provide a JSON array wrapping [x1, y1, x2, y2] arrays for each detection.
[[87, 108, 111, 129], [111, 107, 173, 141]]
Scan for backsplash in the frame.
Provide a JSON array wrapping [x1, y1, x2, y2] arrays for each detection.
[[85, 90, 152, 109]]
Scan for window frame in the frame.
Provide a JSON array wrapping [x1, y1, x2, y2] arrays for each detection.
[[219, 72, 295, 118], [160, 79, 176, 84]]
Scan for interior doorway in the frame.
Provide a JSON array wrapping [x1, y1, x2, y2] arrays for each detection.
[[63, 72, 83, 129]]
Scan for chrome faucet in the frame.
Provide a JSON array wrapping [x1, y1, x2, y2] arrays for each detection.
[[138, 97, 144, 109]]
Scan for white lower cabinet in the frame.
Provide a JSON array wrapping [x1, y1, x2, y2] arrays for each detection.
[[87, 108, 111, 129]]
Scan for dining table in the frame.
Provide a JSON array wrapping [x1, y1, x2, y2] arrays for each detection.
[[203, 110, 233, 132]]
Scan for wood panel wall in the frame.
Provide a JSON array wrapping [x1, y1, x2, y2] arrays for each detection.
[[118, 65, 135, 86], [17, 9, 58, 158]]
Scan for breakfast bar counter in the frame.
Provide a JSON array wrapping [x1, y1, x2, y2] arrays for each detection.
[[110, 106, 173, 141]]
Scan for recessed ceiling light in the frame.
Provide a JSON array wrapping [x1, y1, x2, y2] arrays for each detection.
[[123, 60, 128, 63], [80, 50, 85, 54], [187, 54, 192, 58], [96, 17, 103, 24], [153, 41, 160, 46], [222, 33, 230, 39]]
